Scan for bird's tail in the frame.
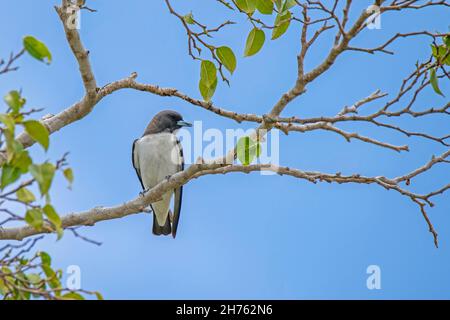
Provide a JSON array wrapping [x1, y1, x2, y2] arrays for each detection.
[[152, 212, 171, 236]]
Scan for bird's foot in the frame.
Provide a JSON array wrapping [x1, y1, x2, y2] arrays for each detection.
[[165, 175, 172, 181], [139, 188, 150, 197]]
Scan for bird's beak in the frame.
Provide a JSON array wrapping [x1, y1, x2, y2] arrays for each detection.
[[177, 120, 193, 127]]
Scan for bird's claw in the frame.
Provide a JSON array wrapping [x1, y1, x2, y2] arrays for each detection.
[[140, 188, 150, 197]]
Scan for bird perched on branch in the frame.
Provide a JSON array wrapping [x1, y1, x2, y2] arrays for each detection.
[[132, 110, 192, 238]]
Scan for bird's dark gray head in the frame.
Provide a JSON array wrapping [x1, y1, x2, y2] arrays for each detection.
[[143, 110, 192, 135]]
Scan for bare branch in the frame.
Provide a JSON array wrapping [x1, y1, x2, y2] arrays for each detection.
[[0, 49, 25, 75], [1, 157, 448, 245], [55, 1, 97, 96]]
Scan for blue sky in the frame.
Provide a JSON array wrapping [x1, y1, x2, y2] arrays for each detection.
[[1, 1, 449, 299]]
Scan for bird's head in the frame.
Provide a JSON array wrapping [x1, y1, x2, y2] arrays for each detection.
[[143, 110, 192, 135]]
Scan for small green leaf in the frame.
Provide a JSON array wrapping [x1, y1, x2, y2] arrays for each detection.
[[430, 68, 444, 97], [272, 10, 291, 40], [43, 204, 61, 228], [431, 44, 442, 58], [4, 91, 26, 114], [236, 136, 261, 165], [0, 279, 8, 296], [431, 44, 450, 66], [443, 35, 450, 47], [275, 0, 283, 10], [244, 28, 265, 57], [276, 0, 296, 12], [25, 209, 43, 230], [43, 204, 61, 231], [216, 46, 237, 74], [256, 0, 273, 14], [23, 36, 52, 64], [63, 168, 74, 185], [283, 0, 296, 11], [26, 273, 41, 285], [236, 0, 256, 14], [22, 120, 49, 151], [94, 291, 104, 300], [3, 129, 23, 163], [200, 60, 217, 87], [40, 251, 52, 266], [41, 264, 61, 290], [1, 165, 21, 189], [62, 292, 85, 300], [16, 188, 36, 203], [199, 77, 218, 102], [0, 114, 15, 133], [199, 60, 218, 101], [43, 204, 63, 239], [29, 163, 56, 196], [11, 150, 32, 173], [183, 12, 195, 24]]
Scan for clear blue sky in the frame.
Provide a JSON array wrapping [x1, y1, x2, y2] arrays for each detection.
[[1, 1, 449, 299]]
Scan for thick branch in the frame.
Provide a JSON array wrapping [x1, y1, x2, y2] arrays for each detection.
[[55, 1, 97, 96], [1, 161, 447, 245]]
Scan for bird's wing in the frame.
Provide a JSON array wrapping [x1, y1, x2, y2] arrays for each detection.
[[132, 139, 145, 190], [171, 138, 184, 238]]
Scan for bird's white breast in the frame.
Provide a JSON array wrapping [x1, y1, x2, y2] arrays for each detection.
[[134, 132, 182, 189]]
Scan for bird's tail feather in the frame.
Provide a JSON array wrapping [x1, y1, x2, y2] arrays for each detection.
[[152, 212, 171, 236]]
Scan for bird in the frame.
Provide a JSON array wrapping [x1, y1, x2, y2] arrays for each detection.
[[132, 110, 192, 238]]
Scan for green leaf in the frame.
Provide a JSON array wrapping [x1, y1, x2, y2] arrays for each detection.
[[22, 120, 49, 151], [256, 0, 273, 14], [16, 188, 36, 203], [41, 264, 55, 278], [283, 0, 296, 11], [199, 60, 218, 101], [23, 36, 52, 64], [3, 129, 23, 163], [183, 12, 195, 24], [43, 204, 63, 239], [199, 77, 218, 102], [244, 28, 265, 57], [236, 0, 256, 14], [236, 136, 261, 165], [41, 265, 61, 290], [4, 91, 26, 114], [430, 68, 444, 97], [62, 292, 85, 300], [200, 60, 217, 87], [444, 35, 450, 47], [1, 165, 21, 189], [272, 10, 291, 40], [63, 168, 74, 185], [216, 46, 237, 74], [276, 0, 296, 12], [40, 251, 52, 266], [431, 44, 450, 66], [29, 163, 56, 196], [274, 0, 283, 10], [11, 150, 32, 173], [0, 113, 15, 133], [94, 291, 104, 300], [0, 278, 8, 296], [431, 44, 442, 58], [43, 204, 61, 227], [26, 273, 42, 285], [25, 209, 43, 230]]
